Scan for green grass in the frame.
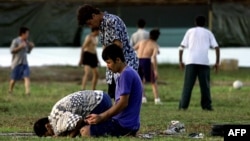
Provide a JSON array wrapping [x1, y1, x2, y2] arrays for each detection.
[[0, 64, 249, 141]]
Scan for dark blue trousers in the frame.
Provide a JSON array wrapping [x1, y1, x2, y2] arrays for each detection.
[[179, 64, 212, 110]]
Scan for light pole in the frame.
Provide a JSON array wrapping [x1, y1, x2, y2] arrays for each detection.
[[208, 0, 213, 30]]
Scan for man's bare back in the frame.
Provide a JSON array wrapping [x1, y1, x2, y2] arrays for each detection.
[[134, 39, 159, 59], [133, 28, 162, 104]]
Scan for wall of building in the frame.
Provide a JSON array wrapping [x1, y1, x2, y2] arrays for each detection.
[[0, 0, 249, 47]]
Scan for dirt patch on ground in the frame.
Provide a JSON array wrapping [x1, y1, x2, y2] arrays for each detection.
[[0, 65, 107, 83]]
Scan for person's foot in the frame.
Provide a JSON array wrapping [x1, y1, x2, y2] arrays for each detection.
[[142, 97, 147, 103], [8, 90, 13, 95], [25, 91, 31, 96], [154, 98, 162, 105]]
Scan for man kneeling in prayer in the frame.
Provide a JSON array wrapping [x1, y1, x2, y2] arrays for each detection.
[[33, 90, 112, 137]]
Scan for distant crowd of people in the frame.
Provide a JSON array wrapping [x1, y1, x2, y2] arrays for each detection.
[[8, 3, 220, 138]]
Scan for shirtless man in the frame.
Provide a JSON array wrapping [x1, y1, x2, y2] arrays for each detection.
[[134, 29, 162, 104], [79, 27, 99, 90]]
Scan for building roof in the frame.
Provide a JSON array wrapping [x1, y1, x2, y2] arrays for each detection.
[[3, 0, 250, 5]]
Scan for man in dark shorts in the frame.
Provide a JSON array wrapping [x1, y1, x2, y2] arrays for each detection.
[[134, 29, 162, 104], [82, 52, 98, 68], [9, 27, 34, 95], [78, 27, 99, 90], [33, 90, 112, 137]]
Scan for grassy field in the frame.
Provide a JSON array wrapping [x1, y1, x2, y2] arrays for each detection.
[[0, 64, 249, 141]]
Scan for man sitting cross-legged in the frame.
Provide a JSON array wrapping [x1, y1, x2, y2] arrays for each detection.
[[80, 44, 143, 137]]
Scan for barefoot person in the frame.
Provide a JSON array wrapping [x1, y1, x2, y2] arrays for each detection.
[[9, 27, 34, 95], [134, 29, 162, 104], [78, 27, 99, 90], [33, 90, 112, 137]]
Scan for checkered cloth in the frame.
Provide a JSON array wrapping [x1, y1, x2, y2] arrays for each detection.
[[48, 90, 103, 135]]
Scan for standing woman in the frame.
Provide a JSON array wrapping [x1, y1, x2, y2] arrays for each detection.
[[77, 4, 139, 98]]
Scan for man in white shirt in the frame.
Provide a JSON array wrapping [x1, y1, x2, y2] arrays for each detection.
[[130, 19, 149, 47], [178, 16, 220, 111]]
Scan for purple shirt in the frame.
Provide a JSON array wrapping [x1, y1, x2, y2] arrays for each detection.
[[113, 66, 143, 130]]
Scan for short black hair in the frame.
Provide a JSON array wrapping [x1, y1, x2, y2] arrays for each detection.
[[33, 117, 49, 137], [77, 4, 101, 26], [195, 16, 206, 27], [19, 27, 29, 36], [91, 27, 99, 32], [150, 29, 160, 41], [102, 44, 125, 62], [137, 19, 146, 28]]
